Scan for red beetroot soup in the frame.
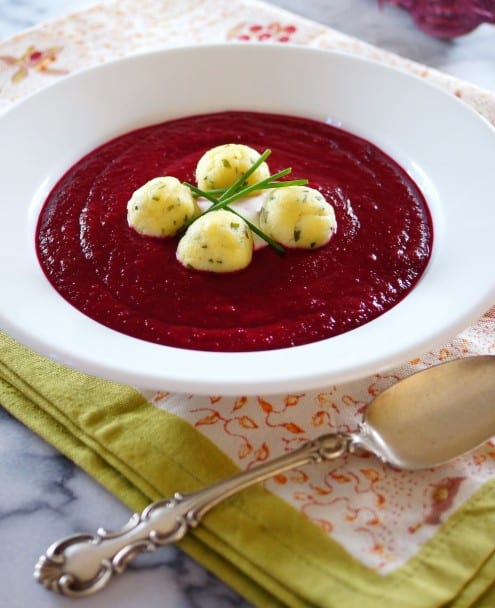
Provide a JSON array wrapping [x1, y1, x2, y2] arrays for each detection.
[[36, 111, 433, 352]]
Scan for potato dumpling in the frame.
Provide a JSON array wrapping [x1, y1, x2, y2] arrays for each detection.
[[127, 176, 197, 237], [177, 209, 254, 273], [195, 144, 270, 195], [259, 186, 337, 249]]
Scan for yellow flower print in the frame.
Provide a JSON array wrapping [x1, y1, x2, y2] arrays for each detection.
[[0, 45, 68, 83]]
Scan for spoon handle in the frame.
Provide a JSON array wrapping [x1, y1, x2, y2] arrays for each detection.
[[34, 433, 350, 597]]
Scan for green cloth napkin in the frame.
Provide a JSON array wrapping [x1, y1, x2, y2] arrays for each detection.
[[2, 329, 495, 607]]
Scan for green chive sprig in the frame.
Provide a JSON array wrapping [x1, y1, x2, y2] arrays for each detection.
[[183, 149, 308, 254]]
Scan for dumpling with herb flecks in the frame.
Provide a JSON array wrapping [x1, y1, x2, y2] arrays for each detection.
[[177, 209, 254, 272], [127, 176, 198, 237], [259, 185, 337, 249], [195, 144, 270, 195]]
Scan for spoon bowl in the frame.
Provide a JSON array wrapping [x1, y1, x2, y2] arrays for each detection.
[[356, 355, 495, 469]]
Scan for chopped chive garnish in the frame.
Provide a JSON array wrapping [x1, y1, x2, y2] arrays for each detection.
[[218, 149, 272, 202], [227, 207, 285, 255]]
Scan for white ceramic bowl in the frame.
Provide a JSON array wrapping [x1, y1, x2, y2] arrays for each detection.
[[1, 44, 495, 395]]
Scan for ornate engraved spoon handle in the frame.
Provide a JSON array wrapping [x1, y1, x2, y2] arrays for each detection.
[[34, 433, 350, 597]]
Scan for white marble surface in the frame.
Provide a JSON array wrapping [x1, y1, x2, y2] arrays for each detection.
[[0, 1, 494, 607]]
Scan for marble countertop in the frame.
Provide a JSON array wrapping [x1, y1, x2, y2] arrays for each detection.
[[0, 2, 494, 607]]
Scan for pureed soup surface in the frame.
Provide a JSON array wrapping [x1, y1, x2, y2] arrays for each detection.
[[36, 111, 433, 352]]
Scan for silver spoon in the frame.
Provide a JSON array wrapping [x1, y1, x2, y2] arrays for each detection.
[[34, 355, 495, 597]]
